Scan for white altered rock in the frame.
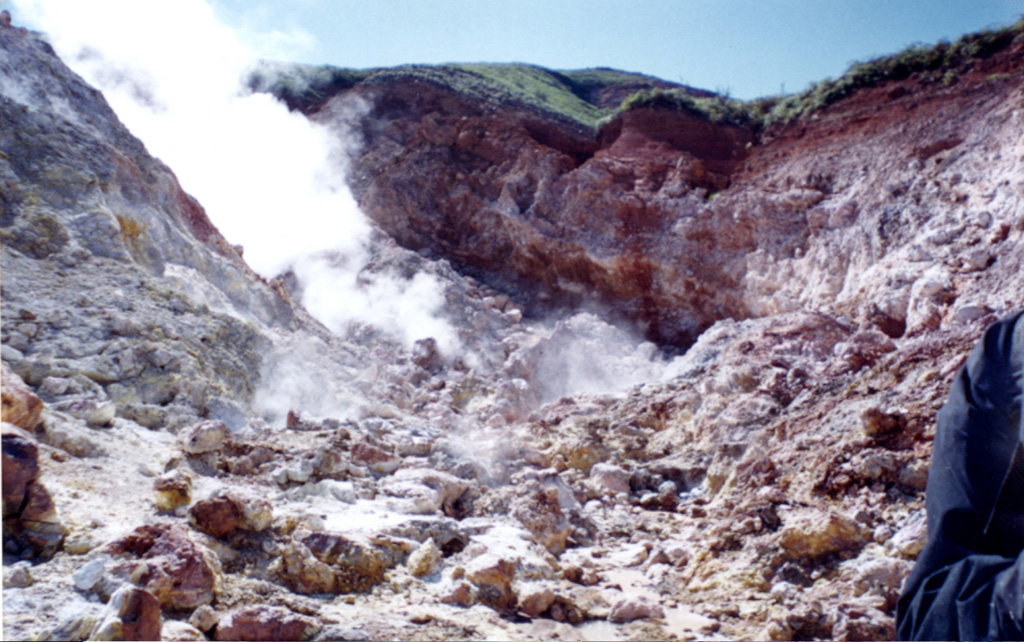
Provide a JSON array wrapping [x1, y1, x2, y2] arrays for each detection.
[[181, 420, 230, 455], [161, 620, 207, 641], [286, 459, 315, 483], [407, 537, 442, 578], [285, 479, 358, 503], [379, 468, 471, 515], [839, 555, 913, 596], [609, 595, 664, 622], [73, 555, 109, 591], [887, 510, 928, 559], [3, 561, 33, 588], [589, 462, 631, 497]]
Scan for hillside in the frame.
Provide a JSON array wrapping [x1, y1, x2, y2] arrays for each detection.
[[3, 13, 1024, 642], [249, 61, 704, 132]]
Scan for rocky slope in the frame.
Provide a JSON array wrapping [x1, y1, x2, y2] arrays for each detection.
[[3, 12, 1024, 642], [280, 28, 1024, 348]]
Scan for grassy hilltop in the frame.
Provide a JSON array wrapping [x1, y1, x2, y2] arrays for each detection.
[[251, 18, 1023, 133]]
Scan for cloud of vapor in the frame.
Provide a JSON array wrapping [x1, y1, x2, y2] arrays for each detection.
[[16, 0, 457, 353], [522, 313, 677, 404]]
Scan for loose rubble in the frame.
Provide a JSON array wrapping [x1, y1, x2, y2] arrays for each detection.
[[3, 13, 1024, 642]]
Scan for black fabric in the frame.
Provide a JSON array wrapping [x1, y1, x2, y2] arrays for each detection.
[[897, 310, 1024, 641]]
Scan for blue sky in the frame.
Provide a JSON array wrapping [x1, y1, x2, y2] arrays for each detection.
[[208, 0, 1021, 99], [9, 1, 1022, 99]]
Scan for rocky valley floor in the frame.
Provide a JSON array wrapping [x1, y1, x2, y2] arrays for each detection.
[[4, 13, 1024, 642]]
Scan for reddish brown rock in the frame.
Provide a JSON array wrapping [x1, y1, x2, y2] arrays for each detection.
[[440, 580, 474, 607], [17, 479, 65, 556], [189, 494, 243, 538], [90, 585, 162, 642], [2, 422, 65, 556], [517, 583, 556, 617], [2, 423, 39, 518], [104, 523, 221, 610], [214, 605, 319, 641], [1, 364, 43, 431], [188, 488, 273, 537], [465, 554, 517, 611], [351, 440, 400, 474]]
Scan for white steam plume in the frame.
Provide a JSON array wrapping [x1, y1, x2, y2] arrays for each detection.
[[17, 0, 458, 354]]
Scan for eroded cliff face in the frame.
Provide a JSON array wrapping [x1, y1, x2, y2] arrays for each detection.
[[332, 41, 1024, 347], [3, 13, 1024, 642]]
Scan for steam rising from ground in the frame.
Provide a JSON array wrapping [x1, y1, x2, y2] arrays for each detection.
[[17, 0, 683, 409], [17, 0, 457, 353], [522, 313, 684, 404]]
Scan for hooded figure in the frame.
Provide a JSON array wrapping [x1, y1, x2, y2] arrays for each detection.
[[897, 310, 1024, 640]]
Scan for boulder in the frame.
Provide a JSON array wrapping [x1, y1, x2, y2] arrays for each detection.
[[73, 555, 118, 598], [440, 580, 474, 607], [517, 583, 556, 617], [1, 364, 43, 430], [839, 555, 913, 597], [188, 488, 273, 538], [588, 462, 631, 497], [2, 422, 39, 517], [53, 397, 116, 428], [215, 605, 320, 641], [181, 420, 230, 455], [188, 494, 243, 538], [276, 531, 387, 594], [886, 510, 928, 559], [189, 605, 220, 633], [465, 553, 517, 611], [89, 585, 162, 642], [103, 523, 221, 610], [351, 440, 400, 474], [2, 422, 65, 557], [162, 620, 208, 641], [379, 468, 471, 515], [779, 511, 869, 560], [3, 560, 32, 588], [831, 605, 894, 641], [609, 595, 665, 622]]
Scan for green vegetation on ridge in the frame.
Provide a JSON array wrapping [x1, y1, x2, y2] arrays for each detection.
[[248, 61, 373, 113], [622, 18, 1023, 129], [762, 18, 1024, 126], [250, 19, 1023, 134], [249, 60, 695, 131]]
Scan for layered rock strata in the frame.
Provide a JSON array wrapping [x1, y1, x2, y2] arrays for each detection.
[[314, 36, 1024, 346]]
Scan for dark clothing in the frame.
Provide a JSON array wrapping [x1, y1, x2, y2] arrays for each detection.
[[897, 310, 1024, 640]]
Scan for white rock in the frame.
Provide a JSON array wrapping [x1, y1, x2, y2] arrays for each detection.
[[887, 510, 928, 559], [286, 459, 315, 483], [589, 462, 631, 496], [285, 480, 358, 503], [609, 595, 664, 622], [73, 556, 109, 591], [181, 420, 229, 454]]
